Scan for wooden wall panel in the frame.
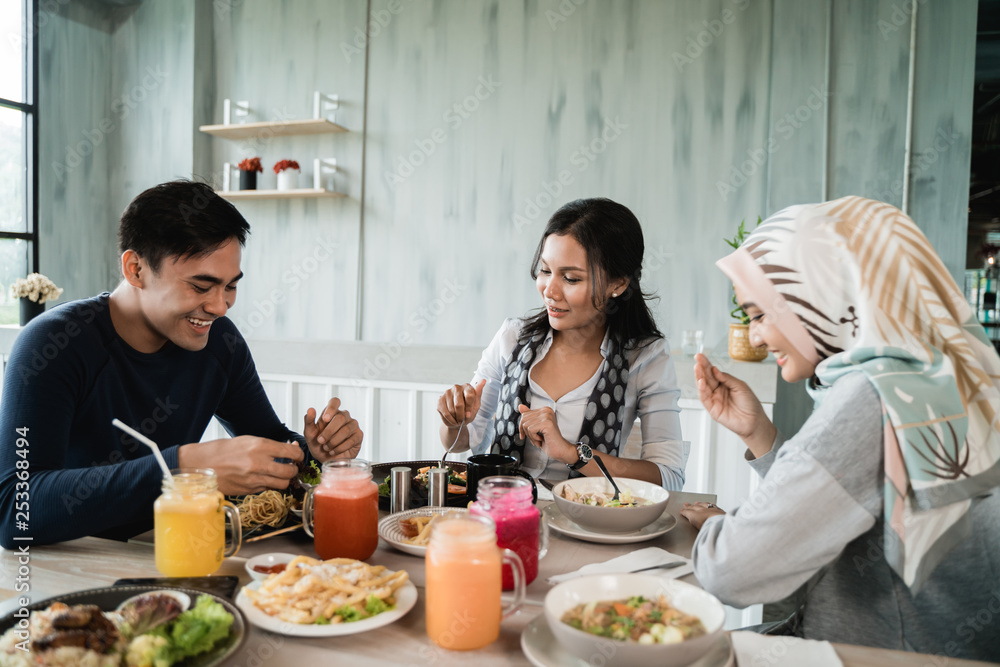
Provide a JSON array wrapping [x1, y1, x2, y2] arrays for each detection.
[[34, 0, 977, 441], [766, 0, 830, 211], [908, 0, 977, 283], [362, 0, 774, 349], [108, 0, 197, 221], [827, 0, 911, 205], [207, 0, 368, 342], [38, 4, 118, 300]]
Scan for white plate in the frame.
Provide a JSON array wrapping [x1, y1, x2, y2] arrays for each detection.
[[378, 507, 469, 557], [235, 579, 417, 637], [544, 503, 677, 544], [520, 614, 734, 667]]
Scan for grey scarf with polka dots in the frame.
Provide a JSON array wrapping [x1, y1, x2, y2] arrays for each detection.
[[489, 330, 630, 468]]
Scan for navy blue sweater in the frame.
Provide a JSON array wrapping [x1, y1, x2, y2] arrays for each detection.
[[0, 294, 303, 547]]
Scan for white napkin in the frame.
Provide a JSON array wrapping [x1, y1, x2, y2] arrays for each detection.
[[547, 546, 693, 584], [730, 631, 843, 667]]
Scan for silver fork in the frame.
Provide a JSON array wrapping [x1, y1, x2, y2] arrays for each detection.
[[439, 416, 466, 470], [628, 561, 687, 573]]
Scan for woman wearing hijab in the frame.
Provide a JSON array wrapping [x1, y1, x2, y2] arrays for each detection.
[[680, 196, 1000, 659], [437, 198, 685, 488]]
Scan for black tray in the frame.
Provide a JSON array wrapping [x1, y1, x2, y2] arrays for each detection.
[[0, 585, 247, 666], [372, 459, 469, 511], [113, 576, 240, 599]]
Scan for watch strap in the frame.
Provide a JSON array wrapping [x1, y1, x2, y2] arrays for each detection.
[[568, 442, 591, 470]]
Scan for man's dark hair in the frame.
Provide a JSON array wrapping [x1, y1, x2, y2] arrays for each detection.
[[117, 180, 251, 272]]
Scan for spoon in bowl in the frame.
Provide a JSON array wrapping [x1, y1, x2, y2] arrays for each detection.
[[592, 454, 633, 506]]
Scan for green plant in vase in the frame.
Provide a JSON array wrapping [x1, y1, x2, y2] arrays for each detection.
[[724, 216, 766, 361], [724, 216, 761, 324]]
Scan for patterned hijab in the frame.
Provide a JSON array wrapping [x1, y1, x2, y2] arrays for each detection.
[[489, 326, 630, 470], [717, 196, 1000, 591]]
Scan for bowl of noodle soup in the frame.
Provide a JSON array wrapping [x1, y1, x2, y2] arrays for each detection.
[[544, 574, 724, 667], [552, 477, 669, 533]]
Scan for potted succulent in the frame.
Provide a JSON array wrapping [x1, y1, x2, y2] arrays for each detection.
[[273, 160, 301, 191], [238, 157, 263, 190], [10, 273, 63, 326], [724, 217, 767, 362]]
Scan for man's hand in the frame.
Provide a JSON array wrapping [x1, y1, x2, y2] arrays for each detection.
[[517, 404, 576, 464], [177, 437, 303, 495], [304, 397, 363, 461]]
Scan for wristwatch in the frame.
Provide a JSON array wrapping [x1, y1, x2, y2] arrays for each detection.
[[568, 441, 593, 471]]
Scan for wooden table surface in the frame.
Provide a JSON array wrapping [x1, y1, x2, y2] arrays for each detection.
[[1, 491, 996, 666]]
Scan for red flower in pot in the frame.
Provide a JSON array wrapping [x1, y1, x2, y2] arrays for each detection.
[[237, 157, 263, 190], [274, 159, 301, 190]]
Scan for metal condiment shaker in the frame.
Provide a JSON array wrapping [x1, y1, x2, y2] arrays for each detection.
[[390, 466, 411, 513], [428, 467, 448, 507]]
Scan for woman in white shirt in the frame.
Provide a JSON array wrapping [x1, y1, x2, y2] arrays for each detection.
[[437, 198, 685, 489]]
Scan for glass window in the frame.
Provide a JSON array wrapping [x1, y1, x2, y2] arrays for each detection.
[[0, 0, 25, 103], [0, 0, 34, 301], [0, 238, 31, 324], [0, 106, 26, 233]]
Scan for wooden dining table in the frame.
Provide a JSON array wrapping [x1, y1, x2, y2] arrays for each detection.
[[1, 490, 996, 666]]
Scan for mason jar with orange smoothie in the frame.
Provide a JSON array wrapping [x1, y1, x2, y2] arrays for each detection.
[[154, 468, 241, 576], [425, 513, 525, 650]]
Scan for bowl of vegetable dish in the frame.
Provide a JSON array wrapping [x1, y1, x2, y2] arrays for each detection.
[[544, 574, 724, 667], [551, 476, 669, 533]]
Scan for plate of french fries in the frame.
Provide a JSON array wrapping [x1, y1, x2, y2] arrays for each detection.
[[235, 555, 416, 636], [378, 507, 469, 557]]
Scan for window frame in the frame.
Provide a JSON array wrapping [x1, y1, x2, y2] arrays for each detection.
[[0, 0, 39, 272]]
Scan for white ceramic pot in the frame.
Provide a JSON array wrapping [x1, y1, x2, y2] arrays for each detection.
[[276, 169, 299, 191]]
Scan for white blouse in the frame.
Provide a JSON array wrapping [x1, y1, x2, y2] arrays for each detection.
[[466, 318, 686, 490]]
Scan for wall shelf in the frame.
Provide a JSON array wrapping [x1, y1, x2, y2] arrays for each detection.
[[217, 188, 345, 200], [199, 118, 347, 140]]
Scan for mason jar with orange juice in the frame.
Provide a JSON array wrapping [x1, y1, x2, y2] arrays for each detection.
[[425, 513, 525, 650], [303, 459, 379, 560], [154, 468, 241, 576]]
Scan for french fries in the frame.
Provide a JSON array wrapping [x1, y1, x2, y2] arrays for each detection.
[[400, 515, 438, 546], [244, 555, 409, 624]]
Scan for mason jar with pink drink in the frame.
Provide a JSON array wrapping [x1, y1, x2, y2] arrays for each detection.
[[469, 475, 548, 589]]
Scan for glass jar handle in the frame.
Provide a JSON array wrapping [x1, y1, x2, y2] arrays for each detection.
[[500, 548, 525, 620], [222, 500, 242, 557], [303, 487, 315, 537], [537, 513, 549, 560], [513, 470, 538, 503]]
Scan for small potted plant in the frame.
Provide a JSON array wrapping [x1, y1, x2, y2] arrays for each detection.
[[238, 157, 263, 190], [273, 159, 301, 191], [9, 272, 63, 326], [724, 217, 767, 362]]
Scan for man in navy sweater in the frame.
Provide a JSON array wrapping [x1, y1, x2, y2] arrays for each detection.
[[0, 181, 362, 547]]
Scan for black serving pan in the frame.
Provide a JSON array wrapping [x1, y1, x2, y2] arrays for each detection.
[[0, 584, 247, 666], [371, 459, 469, 511]]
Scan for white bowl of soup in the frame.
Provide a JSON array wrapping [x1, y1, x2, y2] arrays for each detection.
[[544, 574, 725, 667], [551, 477, 669, 533]]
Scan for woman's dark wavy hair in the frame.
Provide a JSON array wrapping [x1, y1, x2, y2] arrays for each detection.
[[521, 198, 663, 348], [118, 180, 250, 272]]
